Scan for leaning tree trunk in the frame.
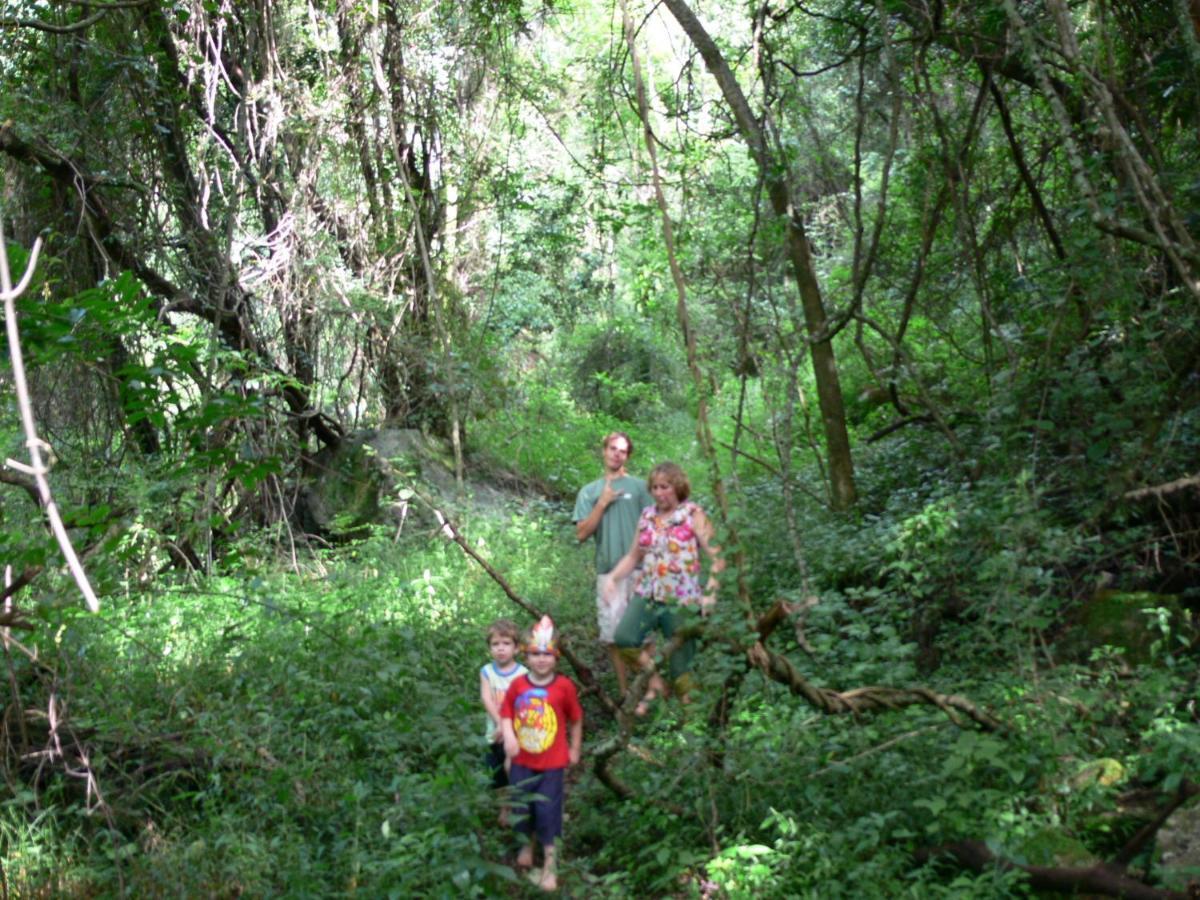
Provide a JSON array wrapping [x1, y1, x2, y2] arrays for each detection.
[[662, 0, 858, 509]]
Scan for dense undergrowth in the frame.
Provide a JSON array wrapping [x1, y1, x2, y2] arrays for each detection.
[[4, 374, 1199, 898]]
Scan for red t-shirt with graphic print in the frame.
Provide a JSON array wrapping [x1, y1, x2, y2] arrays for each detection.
[[501, 673, 582, 770]]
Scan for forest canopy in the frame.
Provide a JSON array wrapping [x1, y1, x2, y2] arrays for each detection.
[[1, 0, 1199, 895]]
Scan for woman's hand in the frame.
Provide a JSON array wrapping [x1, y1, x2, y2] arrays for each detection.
[[600, 574, 618, 606]]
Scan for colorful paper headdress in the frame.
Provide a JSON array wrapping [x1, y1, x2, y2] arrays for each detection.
[[526, 615, 560, 655]]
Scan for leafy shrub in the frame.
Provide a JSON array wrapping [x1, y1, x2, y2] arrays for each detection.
[[560, 320, 686, 421]]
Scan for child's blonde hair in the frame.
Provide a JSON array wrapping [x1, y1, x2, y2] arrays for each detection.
[[486, 618, 520, 645]]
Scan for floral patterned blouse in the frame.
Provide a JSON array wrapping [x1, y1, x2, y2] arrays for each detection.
[[633, 501, 704, 606]]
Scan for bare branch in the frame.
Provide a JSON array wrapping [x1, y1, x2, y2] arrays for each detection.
[[1, 228, 100, 612], [0, 470, 41, 507], [0, 10, 107, 33], [1123, 475, 1200, 503], [1, 566, 43, 605]]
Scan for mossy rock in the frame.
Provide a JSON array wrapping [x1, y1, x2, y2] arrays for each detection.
[[296, 428, 454, 537], [1078, 591, 1183, 664], [1010, 826, 1097, 868], [1070, 758, 1126, 790], [1157, 798, 1200, 890]]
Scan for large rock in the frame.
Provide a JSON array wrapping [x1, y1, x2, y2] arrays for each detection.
[[296, 429, 456, 537], [1077, 591, 1184, 664], [1157, 797, 1200, 890]]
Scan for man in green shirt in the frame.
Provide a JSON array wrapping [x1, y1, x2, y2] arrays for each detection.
[[573, 432, 653, 695]]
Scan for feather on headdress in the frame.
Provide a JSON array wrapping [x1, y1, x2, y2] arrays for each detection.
[[526, 615, 559, 655]]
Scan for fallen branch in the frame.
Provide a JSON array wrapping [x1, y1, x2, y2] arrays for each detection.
[[917, 778, 1200, 899], [411, 490, 613, 716], [1112, 778, 1200, 867], [916, 839, 1189, 899], [1123, 474, 1200, 503], [753, 641, 1003, 729], [416, 497, 1004, 803], [705, 606, 1003, 730]]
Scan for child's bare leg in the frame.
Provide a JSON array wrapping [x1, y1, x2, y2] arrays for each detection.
[[636, 669, 665, 717], [517, 839, 535, 868], [638, 642, 655, 671], [538, 843, 558, 891], [608, 644, 628, 695]]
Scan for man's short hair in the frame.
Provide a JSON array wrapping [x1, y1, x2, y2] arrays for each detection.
[[602, 431, 634, 457], [486, 618, 521, 645], [648, 461, 690, 502]]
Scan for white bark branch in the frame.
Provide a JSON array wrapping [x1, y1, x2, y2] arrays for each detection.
[[1, 225, 100, 613]]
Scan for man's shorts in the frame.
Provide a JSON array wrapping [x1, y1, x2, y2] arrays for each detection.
[[595, 573, 634, 644]]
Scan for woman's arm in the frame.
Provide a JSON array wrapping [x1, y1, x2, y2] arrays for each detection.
[[607, 544, 644, 584], [692, 507, 725, 582], [605, 527, 646, 585]]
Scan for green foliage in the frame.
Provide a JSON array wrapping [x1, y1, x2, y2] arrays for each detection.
[[559, 319, 686, 421], [6, 459, 1200, 897], [8, 521, 561, 895], [4, 0, 1200, 894], [470, 365, 687, 497]]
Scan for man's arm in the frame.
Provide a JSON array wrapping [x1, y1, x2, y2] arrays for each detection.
[[574, 479, 617, 542]]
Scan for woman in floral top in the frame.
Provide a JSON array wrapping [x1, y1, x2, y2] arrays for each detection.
[[604, 462, 724, 715]]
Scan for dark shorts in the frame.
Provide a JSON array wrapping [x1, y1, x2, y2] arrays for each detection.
[[613, 596, 698, 682], [485, 741, 509, 789], [508, 764, 565, 846]]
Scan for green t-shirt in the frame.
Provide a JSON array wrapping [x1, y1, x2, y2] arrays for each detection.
[[573, 474, 653, 575]]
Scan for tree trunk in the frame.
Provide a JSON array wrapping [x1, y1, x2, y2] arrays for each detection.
[[661, 0, 857, 509]]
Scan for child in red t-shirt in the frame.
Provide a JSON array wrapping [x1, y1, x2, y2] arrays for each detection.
[[501, 616, 583, 892]]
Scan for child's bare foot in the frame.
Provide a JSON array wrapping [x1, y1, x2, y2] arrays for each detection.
[[516, 845, 534, 868], [539, 849, 558, 891], [537, 849, 554, 892]]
